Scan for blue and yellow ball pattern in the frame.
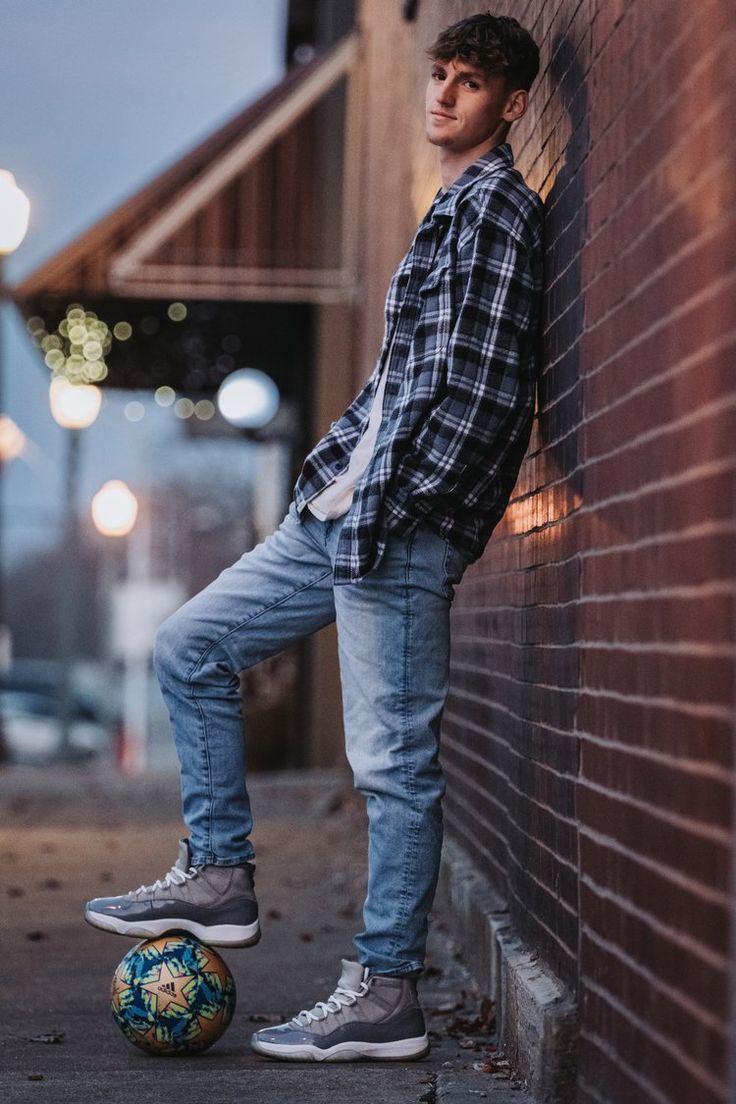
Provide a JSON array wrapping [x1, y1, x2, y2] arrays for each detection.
[[111, 934, 236, 1055]]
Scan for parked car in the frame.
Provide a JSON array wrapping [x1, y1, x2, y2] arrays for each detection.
[[0, 664, 114, 765]]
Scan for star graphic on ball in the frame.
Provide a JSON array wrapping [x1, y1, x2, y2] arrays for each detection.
[[141, 959, 195, 1013]]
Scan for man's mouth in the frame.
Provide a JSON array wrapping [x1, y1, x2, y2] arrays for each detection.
[[430, 111, 455, 119]]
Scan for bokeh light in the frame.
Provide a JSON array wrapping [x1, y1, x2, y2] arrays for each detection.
[[48, 376, 103, 429], [91, 480, 138, 537], [167, 302, 188, 322], [174, 398, 195, 418], [0, 415, 26, 461], [217, 368, 280, 429], [194, 400, 215, 420], [0, 170, 30, 253], [154, 386, 175, 407], [43, 303, 113, 385], [124, 401, 145, 422]]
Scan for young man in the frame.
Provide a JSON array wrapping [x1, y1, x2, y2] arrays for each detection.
[[84, 12, 544, 1062]]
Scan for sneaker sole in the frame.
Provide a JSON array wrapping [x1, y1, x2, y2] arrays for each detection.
[[250, 1034, 430, 1062], [83, 907, 260, 948]]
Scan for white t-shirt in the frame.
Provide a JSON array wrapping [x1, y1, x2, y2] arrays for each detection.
[[307, 362, 389, 521]]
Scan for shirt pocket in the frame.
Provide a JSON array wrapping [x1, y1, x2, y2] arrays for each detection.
[[417, 262, 449, 298]]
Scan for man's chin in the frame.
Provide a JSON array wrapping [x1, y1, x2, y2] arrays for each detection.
[[425, 130, 454, 148]]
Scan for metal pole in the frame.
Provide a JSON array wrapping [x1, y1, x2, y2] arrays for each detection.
[[0, 251, 5, 642], [0, 251, 9, 664], [0, 254, 8, 763], [56, 426, 81, 759], [0, 253, 17, 670]]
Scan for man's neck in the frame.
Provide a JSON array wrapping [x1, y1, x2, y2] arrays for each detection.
[[438, 132, 509, 193]]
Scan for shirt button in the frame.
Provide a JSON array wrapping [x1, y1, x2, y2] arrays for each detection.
[[334, 460, 346, 471]]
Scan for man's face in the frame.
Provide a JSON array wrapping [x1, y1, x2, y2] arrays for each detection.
[[425, 55, 514, 153]]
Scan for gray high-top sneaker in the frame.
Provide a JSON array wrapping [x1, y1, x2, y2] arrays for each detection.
[[251, 959, 430, 1061], [84, 838, 259, 947]]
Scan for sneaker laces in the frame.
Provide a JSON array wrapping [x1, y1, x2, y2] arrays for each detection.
[[290, 977, 370, 1026], [130, 864, 197, 897]]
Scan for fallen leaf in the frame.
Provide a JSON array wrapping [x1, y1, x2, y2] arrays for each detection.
[[38, 878, 62, 891]]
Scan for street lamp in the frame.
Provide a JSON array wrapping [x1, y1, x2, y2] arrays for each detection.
[[48, 377, 102, 760], [0, 170, 31, 674], [0, 171, 30, 255], [91, 479, 144, 773]]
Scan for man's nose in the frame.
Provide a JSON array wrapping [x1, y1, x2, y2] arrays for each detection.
[[438, 84, 455, 106]]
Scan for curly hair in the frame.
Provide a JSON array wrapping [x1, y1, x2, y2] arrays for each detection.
[[426, 12, 540, 93]]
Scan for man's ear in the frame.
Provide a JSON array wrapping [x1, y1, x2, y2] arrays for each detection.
[[504, 87, 529, 125]]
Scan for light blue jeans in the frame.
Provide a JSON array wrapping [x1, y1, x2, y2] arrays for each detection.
[[152, 499, 472, 976]]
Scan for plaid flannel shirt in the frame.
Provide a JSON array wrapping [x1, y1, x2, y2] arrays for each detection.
[[292, 140, 544, 585]]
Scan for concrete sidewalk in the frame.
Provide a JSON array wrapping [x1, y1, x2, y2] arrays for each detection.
[[0, 767, 533, 1103]]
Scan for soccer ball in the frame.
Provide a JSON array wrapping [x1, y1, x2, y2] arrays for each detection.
[[110, 934, 236, 1055]]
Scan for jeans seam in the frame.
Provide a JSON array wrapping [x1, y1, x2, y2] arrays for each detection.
[[390, 527, 422, 959], [181, 563, 334, 860]]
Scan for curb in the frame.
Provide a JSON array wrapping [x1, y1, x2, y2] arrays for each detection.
[[436, 1070, 535, 1099], [437, 836, 578, 1102]]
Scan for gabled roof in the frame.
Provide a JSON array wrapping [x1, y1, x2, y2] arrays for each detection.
[[13, 32, 360, 306]]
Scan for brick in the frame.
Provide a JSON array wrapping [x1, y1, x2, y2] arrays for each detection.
[[580, 986, 727, 1104], [577, 691, 733, 768], [580, 931, 727, 1068], [579, 811, 730, 921], [581, 741, 732, 828], [580, 880, 728, 1014]]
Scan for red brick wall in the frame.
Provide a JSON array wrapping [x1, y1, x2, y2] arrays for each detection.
[[354, 1, 736, 1100]]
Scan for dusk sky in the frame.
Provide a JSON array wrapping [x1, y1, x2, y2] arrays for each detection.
[[1, 1, 287, 568]]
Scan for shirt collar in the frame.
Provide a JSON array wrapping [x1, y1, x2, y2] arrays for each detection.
[[428, 141, 514, 218]]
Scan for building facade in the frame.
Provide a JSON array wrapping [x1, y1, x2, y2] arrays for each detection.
[[12, 1, 736, 1099]]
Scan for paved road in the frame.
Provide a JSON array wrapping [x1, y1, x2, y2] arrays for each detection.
[[0, 767, 532, 1102]]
